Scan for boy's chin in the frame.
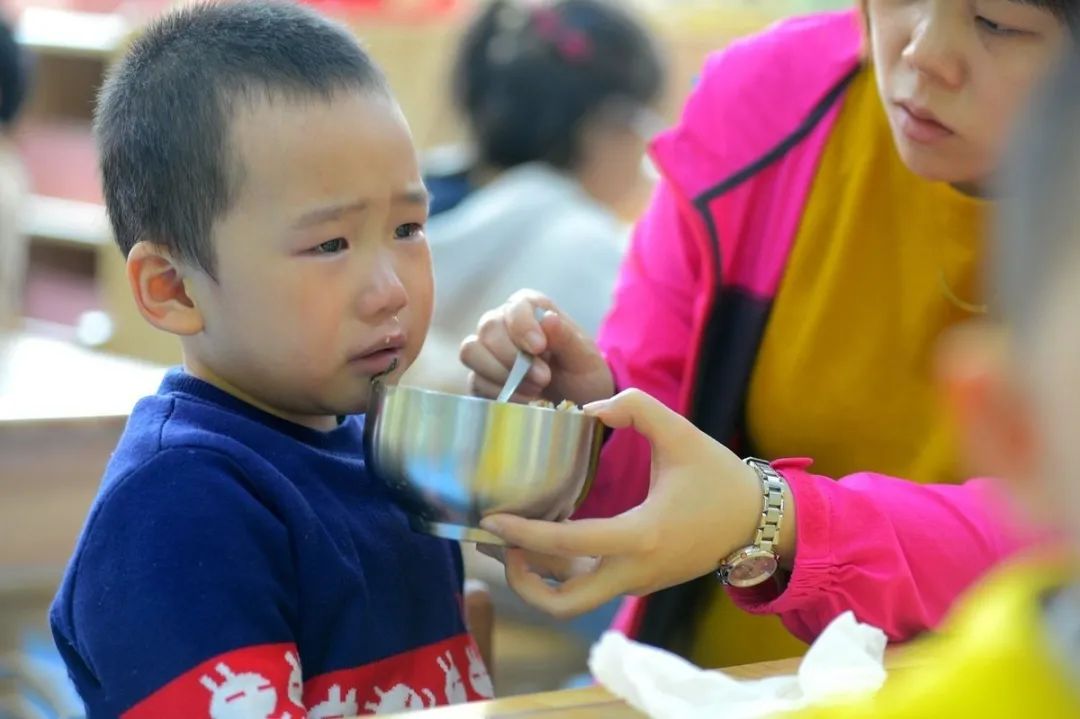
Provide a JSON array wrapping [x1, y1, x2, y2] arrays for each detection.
[[369, 356, 403, 384], [332, 361, 408, 416]]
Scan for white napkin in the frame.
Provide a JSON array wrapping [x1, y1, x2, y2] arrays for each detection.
[[588, 611, 888, 719]]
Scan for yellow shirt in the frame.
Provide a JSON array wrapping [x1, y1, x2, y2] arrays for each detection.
[[789, 559, 1080, 719], [691, 67, 986, 668]]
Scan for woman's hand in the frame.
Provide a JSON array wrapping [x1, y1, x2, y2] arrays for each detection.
[[460, 289, 615, 406], [479, 389, 795, 618]]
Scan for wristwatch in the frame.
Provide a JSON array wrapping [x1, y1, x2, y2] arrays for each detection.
[[717, 457, 787, 588]]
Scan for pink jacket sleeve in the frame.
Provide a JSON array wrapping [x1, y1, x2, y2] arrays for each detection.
[[729, 460, 1045, 643], [574, 179, 707, 519]]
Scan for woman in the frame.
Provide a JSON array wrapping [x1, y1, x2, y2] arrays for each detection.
[[462, 0, 1076, 666]]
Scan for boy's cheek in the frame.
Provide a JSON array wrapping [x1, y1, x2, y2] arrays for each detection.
[[386, 244, 434, 375], [402, 322, 431, 375], [405, 250, 435, 323]]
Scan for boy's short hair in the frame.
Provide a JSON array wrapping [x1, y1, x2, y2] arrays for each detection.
[[996, 46, 1080, 330], [96, 0, 388, 277]]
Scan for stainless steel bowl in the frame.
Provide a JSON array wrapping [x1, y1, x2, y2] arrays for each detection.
[[364, 383, 602, 545]]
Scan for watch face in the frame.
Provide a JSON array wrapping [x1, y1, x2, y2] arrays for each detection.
[[724, 552, 778, 588]]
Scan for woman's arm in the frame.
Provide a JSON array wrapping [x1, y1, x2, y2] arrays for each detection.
[[478, 390, 1043, 642], [730, 463, 1040, 642]]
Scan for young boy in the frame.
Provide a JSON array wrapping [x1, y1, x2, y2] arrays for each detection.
[[789, 47, 1080, 716], [49, 2, 491, 717]]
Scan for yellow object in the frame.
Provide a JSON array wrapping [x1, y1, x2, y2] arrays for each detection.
[[788, 558, 1080, 718], [474, 404, 524, 497], [693, 67, 986, 668]]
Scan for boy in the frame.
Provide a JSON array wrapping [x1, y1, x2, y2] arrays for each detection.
[[49, 2, 491, 717]]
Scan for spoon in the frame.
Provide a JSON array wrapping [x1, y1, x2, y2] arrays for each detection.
[[495, 306, 548, 403]]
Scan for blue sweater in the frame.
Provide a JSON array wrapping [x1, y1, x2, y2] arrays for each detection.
[[50, 371, 491, 718]]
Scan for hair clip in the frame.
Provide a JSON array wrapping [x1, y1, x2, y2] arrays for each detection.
[[529, 6, 592, 63], [486, 2, 593, 66]]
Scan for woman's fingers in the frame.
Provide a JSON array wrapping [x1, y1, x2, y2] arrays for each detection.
[[504, 550, 634, 618], [584, 389, 692, 449], [481, 511, 654, 559], [462, 334, 552, 395]]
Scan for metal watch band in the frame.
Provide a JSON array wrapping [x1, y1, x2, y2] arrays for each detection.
[[744, 457, 786, 556]]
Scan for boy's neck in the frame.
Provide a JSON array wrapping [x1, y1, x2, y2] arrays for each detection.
[[181, 355, 338, 432]]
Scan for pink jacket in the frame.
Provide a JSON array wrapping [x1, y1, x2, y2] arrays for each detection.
[[576, 10, 1037, 652]]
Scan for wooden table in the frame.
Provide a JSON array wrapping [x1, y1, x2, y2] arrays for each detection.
[[378, 649, 916, 719]]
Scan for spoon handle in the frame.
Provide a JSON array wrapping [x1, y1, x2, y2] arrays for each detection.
[[494, 306, 548, 403]]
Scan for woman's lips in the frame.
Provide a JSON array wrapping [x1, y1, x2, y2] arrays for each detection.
[[895, 102, 954, 144]]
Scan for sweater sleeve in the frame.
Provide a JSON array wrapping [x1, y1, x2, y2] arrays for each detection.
[[728, 460, 1044, 643], [52, 448, 307, 719]]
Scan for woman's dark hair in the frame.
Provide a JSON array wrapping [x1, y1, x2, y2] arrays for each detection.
[[452, 0, 664, 171], [1026, 0, 1080, 37]]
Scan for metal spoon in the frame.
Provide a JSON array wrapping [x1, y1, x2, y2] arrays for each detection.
[[495, 307, 547, 403]]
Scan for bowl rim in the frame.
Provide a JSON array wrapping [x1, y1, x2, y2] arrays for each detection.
[[372, 381, 590, 416]]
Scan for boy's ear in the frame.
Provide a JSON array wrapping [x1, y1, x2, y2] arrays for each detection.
[[126, 241, 204, 336], [938, 321, 1040, 503]]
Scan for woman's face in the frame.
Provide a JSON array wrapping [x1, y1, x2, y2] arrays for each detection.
[[867, 0, 1068, 187]]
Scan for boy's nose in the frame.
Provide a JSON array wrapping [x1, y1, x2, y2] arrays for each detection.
[[903, 14, 966, 90], [359, 258, 408, 322]]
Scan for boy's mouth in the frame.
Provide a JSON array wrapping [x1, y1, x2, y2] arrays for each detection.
[[349, 333, 406, 375]]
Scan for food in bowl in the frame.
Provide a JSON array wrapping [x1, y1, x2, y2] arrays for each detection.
[[528, 399, 582, 412]]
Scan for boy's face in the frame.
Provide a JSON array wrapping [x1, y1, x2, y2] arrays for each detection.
[[868, 0, 1067, 186], [183, 90, 433, 429]]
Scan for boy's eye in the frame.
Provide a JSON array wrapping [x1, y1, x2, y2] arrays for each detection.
[[312, 237, 348, 254], [975, 15, 1025, 36], [394, 222, 425, 241]]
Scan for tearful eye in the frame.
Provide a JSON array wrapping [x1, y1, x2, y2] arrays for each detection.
[[313, 237, 348, 254], [394, 223, 425, 240]]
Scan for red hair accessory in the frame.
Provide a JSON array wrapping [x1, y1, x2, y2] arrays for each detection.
[[530, 6, 592, 63]]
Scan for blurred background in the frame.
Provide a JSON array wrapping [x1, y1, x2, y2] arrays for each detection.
[[0, 1, 846, 717]]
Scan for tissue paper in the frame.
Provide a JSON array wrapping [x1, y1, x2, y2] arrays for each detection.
[[588, 611, 887, 719]]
